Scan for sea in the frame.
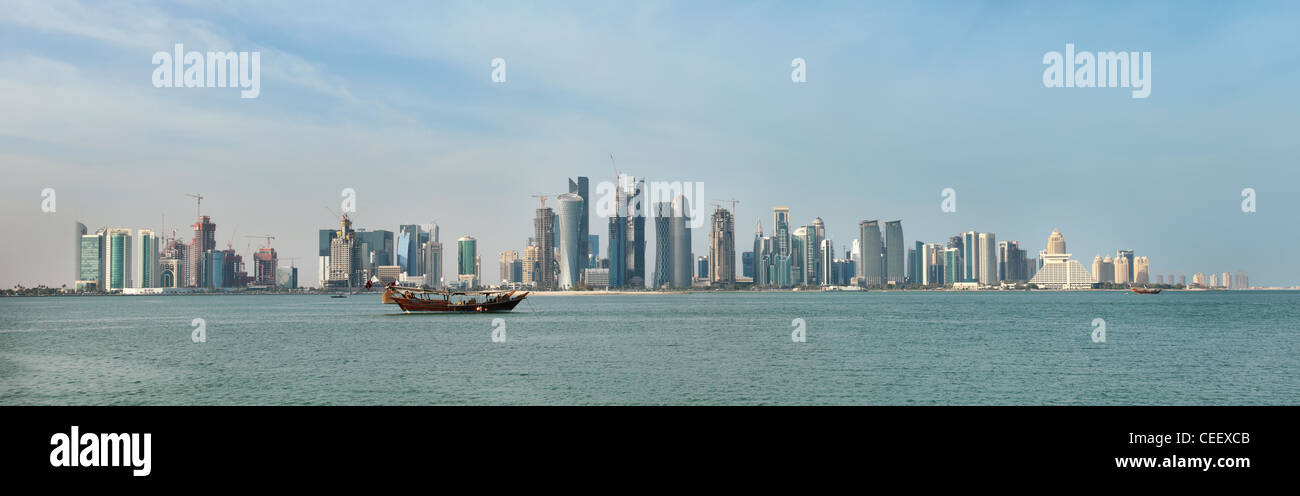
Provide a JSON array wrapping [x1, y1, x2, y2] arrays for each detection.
[[1, 291, 1296, 405]]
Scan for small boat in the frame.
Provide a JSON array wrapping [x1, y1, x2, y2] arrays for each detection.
[[381, 285, 528, 313], [330, 294, 348, 299], [1131, 286, 1161, 294]]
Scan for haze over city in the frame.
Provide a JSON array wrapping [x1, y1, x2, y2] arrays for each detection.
[[1, 1, 1297, 287]]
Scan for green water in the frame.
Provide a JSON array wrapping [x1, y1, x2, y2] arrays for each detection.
[[0, 291, 1296, 405]]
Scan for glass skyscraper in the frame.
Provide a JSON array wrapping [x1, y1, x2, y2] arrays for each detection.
[[858, 220, 883, 288], [884, 220, 903, 285]]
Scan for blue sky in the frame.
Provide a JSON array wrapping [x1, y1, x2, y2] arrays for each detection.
[[1, 0, 1297, 287]]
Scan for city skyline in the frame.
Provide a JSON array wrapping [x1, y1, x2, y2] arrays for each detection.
[[2, 1, 1297, 287]]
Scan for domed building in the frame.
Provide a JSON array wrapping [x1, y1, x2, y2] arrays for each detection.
[[1028, 229, 1093, 289]]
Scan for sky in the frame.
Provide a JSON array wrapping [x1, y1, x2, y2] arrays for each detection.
[[1, 0, 1297, 288]]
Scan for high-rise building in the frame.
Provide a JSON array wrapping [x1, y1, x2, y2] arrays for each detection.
[[159, 239, 185, 288], [884, 220, 904, 286], [962, 231, 981, 283], [568, 176, 590, 273], [1027, 229, 1093, 289], [752, 221, 767, 287], [742, 251, 754, 279], [1134, 257, 1150, 284], [998, 240, 1027, 282], [821, 239, 835, 286], [103, 228, 132, 291], [205, 250, 225, 288], [327, 215, 361, 288], [1114, 255, 1131, 285], [522, 244, 540, 287], [76, 229, 104, 291], [910, 240, 924, 284], [608, 215, 627, 288], [670, 195, 693, 288], [499, 250, 521, 285], [978, 232, 997, 285], [422, 225, 443, 288], [1116, 250, 1135, 283], [252, 245, 277, 287], [318, 228, 337, 288], [697, 256, 709, 279], [188, 216, 216, 287], [397, 224, 424, 277], [652, 202, 672, 288], [942, 248, 960, 286], [626, 178, 647, 287], [791, 226, 806, 286], [74, 222, 87, 284], [773, 207, 791, 257], [921, 242, 943, 285], [276, 265, 298, 289], [556, 193, 584, 289], [708, 206, 735, 286], [587, 234, 600, 268], [1093, 255, 1115, 283], [534, 206, 556, 290], [457, 236, 478, 288], [858, 220, 883, 288], [135, 229, 160, 288]]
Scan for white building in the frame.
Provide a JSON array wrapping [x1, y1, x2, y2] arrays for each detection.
[[1027, 229, 1093, 289]]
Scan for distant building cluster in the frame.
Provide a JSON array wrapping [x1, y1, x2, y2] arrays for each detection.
[[74, 201, 298, 293]]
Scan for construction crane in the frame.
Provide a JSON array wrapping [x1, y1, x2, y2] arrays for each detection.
[[714, 198, 741, 212], [531, 194, 550, 209], [245, 235, 276, 249], [226, 225, 238, 250], [609, 153, 623, 214], [185, 193, 204, 218]]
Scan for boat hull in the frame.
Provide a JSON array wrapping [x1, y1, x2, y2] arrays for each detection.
[[390, 295, 525, 313]]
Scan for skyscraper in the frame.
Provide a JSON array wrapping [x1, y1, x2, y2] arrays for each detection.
[[188, 216, 216, 287], [1134, 256, 1150, 284], [652, 202, 672, 288], [626, 178, 646, 287], [670, 195, 692, 288], [397, 224, 423, 277], [76, 229, 104, 291], [499, 250, 521, 285], [858, 220, 882, 288], [821, 239, 835, 286], [457, 235, 478, 288], [773, 207, 790, 257], [608, 215, 627, 288], [253, 246, 277, 287], [534, 205, 556, 290], [708, 206, 735, 286], [136, 229, 159, 288], [752, 221, 767, 287], [884, 220, 904, 286], [1116, 250, 1135, 283], [74, 221, 86, 284], [422, 225, 443, 288], [910, 240, 924, 284], [104, 228, 132, 291], [318, 228, 337, 288], [327, 215, 361, 288], [1114, 254, 1131, 285], [962, 231, 980, 283], [1028, 229, 1093, 289], [556, 193, 584, 289], [742, 251, 754, 279], [568, 176, 590, 273], [978, 232, 996, 285], [791, 226, 806, 286]]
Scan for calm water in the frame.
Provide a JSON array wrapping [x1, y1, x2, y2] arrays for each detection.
[[1, 291, 1296, 405]]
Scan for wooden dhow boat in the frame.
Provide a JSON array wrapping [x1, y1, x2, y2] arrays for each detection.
[[381, 284, 528, 313]]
